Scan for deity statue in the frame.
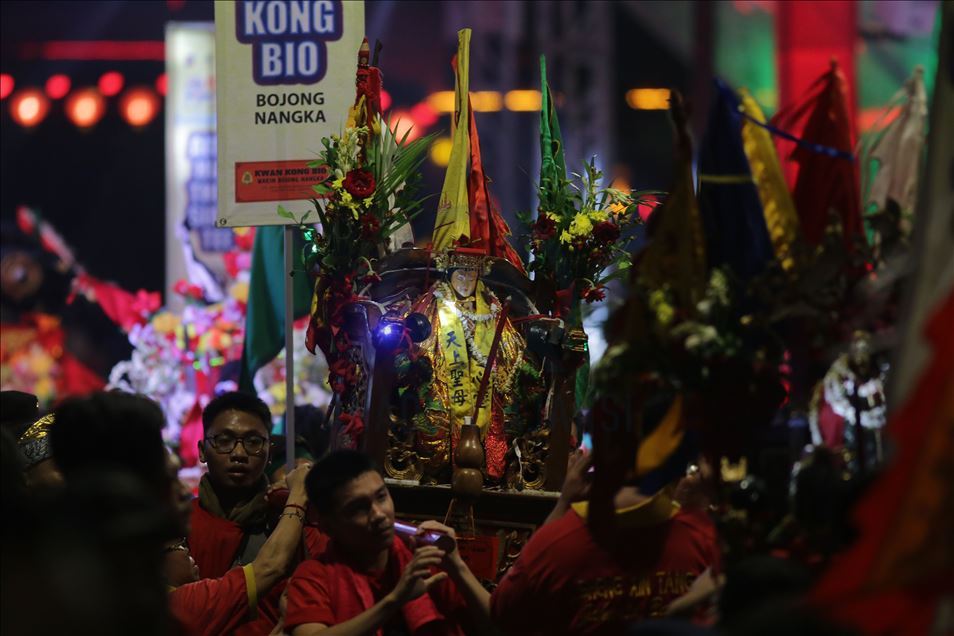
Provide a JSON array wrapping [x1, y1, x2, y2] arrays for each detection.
[[809, 330, 887, 474], [408, 249, 527, 485], [380, 29, 548, 492]]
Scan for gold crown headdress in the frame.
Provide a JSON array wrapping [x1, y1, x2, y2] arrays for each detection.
[[433, 247, 491, 274], [18, 413, 55, 469]]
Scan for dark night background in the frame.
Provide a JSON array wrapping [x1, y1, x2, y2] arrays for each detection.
[[1, 1, 682, 301]]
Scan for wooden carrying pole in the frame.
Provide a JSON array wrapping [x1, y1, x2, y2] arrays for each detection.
[[472, 300, 511, 422]]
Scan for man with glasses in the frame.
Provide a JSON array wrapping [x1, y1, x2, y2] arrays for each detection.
[[188, 391, 326, 635]]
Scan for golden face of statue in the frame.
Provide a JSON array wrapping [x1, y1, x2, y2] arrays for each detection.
[[450, 268, 478, 299]]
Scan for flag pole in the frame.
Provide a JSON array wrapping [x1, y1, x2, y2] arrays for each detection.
[[284, 225, 296, 472]]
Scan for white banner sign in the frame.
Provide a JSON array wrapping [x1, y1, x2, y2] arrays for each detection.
[[166, 22, 231, 307], [214, 0, 365, 228]]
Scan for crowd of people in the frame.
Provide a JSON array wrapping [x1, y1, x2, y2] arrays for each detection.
[[2, 388, 865, 636]]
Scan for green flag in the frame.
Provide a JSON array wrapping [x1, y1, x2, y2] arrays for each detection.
[[539, 55, 567, 212], [539, 55, 590, 409], [239, 226, 313, 394]]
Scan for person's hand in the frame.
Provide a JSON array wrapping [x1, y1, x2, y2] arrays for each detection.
[[416, 520, 461, 570], [266, 478, 287, 497], [674, 459, 714, 511], [389, 546, 448, 605], [559, 449, 592, 504], [283, 462, 312, 495]]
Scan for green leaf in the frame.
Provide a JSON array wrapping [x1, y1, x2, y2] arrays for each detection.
[[277, 205, 295, 220]]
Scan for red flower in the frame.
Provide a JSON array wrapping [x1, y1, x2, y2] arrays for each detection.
[[532, 214, 557, 240], [173, 279, 204, 301], [359, 214, 381, 239], [329, 358, 357, 394], [342, 168, 375, 199], [581, 284, 606, 303], [593, 220, 620, 244]]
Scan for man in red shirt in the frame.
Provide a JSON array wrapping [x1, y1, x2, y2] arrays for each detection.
[[188, 392, 326, 634], [170, 459, 313, 636], [491, 450, 719, 635], [285, 450, 492, 636]]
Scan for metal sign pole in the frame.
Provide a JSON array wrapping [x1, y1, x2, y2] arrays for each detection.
[[284, 225, 296, 472]]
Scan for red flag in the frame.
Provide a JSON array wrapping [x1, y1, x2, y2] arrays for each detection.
[[811, 290, 954, 634], [466, 98, 525, 273], [771, 63, 862, 250]]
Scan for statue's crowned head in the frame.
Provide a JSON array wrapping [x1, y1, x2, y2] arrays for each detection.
[[435, 247, 489, 300], [450, 268, 478, 299]]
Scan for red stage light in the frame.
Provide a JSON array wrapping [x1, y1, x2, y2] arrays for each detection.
[[120, 87, 160, 127], [65, 88, 106, 128], [0, 74, 14, 100], [380, 89, 392, 112], [10, 89, 50, 127], [98, 71, 124, 97], [155, 73, 167, 97], [45, 74, 71, 100], [410, 102, 438, 128], [388, 109, 421, 142], [29, 41, 165, 61]]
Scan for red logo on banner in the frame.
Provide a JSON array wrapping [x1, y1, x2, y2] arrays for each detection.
[[235, 160, 329, 203]]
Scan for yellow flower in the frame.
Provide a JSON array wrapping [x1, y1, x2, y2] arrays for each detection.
[[568, 213, 593, 237], [268, 384, 286, 416], [340, 190, 353, 205], [649, 289, 675, 327], [331, 176, 345, 190], [587, 208, 609, 223], [362, 197, 374, 207], [29, 349, 55, 375], [608, 202, 627, 215], [35, 376, 54, 402], [151, 311, 181, 335], [559, 229, 573, 244], [229, 281, 249, 304]]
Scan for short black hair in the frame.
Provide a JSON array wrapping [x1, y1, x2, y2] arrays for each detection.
[[305, 450, 378, 514], [50, 392, 168, 493], [202, 391, 272, 434]]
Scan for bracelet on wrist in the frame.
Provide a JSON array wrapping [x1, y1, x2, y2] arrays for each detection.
[[284, 503, 307, 514], [279, 511, 304, 523]]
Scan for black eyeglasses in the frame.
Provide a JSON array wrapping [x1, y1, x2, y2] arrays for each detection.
[[205, 434, 268, 455]]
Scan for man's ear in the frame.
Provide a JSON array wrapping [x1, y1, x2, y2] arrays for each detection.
[[197, 437, 207, 464]]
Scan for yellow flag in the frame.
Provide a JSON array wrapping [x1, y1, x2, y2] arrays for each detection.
[[635, 396, 685, 477], [739, 88, 800, 271], [433, 29, 472, 250]]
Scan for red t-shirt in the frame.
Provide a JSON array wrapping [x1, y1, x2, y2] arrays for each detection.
[[491, 497, 719, 636], [285, 538, 467, 636], [170, 564, 255, 636], [187, 499, 329, 635]]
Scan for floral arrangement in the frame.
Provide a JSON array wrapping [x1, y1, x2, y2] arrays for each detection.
[[280, 111, 434, 449], [594, 265, 787, 461], [618, 268, 781, 387], [521, 160, 659, 322], [0, 314, 65, 408], [109, 277, 330, 452], [282, 116, 434, 291]]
